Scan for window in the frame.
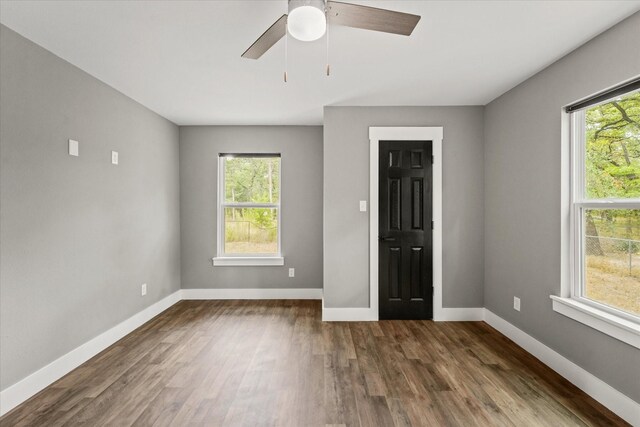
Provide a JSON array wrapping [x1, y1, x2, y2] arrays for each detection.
[[570, 88, 640, 319], [554, 81, 640, 349], [213, 154, 283, 266]]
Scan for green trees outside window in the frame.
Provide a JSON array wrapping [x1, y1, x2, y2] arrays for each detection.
[[221, 156, 280, 255], [582, 90, 640, 315]]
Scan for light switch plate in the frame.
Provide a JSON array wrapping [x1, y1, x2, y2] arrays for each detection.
[[141, 283, 147, 296], [359, 200, 367, 212], [111, 151, 119, 165], [514, 296, 521, 311], [69, 139, 79, 156]]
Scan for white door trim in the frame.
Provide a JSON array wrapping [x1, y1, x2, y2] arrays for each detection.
[[369, 127, 444, 321]]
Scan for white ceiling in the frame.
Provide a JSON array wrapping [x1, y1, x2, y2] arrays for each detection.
[[1, 1, 639, 125]]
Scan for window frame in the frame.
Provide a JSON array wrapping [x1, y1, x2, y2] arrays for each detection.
[[213, 154, 283, 266], [570, 106, 640, 324], [553, 87, 640, 349]]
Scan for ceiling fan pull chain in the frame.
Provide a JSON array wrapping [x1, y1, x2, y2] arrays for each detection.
[[284, 18, 288, 83], [326, 4, 330, 77]]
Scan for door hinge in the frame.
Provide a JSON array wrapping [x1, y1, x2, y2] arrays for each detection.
[[431, 221, 434, 230], [431, 155, 434, 164]]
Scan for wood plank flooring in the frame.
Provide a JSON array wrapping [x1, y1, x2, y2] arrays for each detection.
[[0, 300, 628, 426]]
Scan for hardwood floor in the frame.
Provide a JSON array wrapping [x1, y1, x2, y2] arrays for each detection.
[[0, 300, 628, 426]]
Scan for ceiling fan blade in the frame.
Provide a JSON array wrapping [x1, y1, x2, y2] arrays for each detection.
[[326, 1, 420, 36], [241, 14, 288, 59]]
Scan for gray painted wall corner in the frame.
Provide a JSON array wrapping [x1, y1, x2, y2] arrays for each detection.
[[179, 126, 323, 290]]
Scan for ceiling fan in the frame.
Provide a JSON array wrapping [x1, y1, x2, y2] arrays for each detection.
[[241, 0, 421, 60]]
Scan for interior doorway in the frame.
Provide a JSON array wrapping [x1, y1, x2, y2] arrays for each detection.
[[378, 140, 433, 319], [369, 127, 443, 321]]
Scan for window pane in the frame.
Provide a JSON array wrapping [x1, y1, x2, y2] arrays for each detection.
[[224, 208, 278, 254], [585, 90, 640, 199], [584, 208, 640, 315], [224, 157, 280, 203]]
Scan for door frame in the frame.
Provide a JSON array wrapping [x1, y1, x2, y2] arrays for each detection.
[[369, 127, 444, 321]]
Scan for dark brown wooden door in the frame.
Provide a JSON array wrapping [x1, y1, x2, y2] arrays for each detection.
[[379, 141, 433, 320]]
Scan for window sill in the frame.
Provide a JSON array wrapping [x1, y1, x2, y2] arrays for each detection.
[[212, 257, 284, 267], [550, 296, 640, 349]]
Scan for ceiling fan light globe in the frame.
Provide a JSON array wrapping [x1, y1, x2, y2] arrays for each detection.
[[287, 2, 326, 42]]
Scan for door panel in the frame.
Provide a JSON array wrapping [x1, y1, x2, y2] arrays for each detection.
[[410, 246, 424, 299], [388, 247, 401, 299], [379, 141, 433, 320], [410, 150, 423, 169], [389, 179, 402, 230], [389, 150, 402, 168], [411, 178, 423, 229]]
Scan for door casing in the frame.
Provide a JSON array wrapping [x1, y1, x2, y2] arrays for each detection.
[[369, 127, 444, 321]]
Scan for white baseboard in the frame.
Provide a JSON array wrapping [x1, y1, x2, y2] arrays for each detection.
[[321, 298, 378, 321], [321, 305, 483, 322], [484, 309, 640, 426], [181, 288, 322, 300], [0, 290, 182, 417], [435, 307, 485, 321], [322, 307, 378, 321]]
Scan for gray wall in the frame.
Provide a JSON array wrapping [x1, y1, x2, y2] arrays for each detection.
[[0, 25, 181, 390], [484, 13, 640, 402], [323, 107, 484, 308], [179, 126, 323, 289]]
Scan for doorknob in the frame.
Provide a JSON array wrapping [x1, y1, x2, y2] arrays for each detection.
[[379, 236, 396, 241]]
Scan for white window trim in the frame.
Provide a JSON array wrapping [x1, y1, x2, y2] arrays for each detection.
[[556, 105, 640, 349], [212, 257, 284, 267], [214, 155, 283, 267], [551, 296, 640, 349]]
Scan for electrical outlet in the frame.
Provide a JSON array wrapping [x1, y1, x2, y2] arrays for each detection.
[[513, 296, 521, 311], [359, 200, 367, 212], [288, 268, 295, 278], [111, 151, 119, 165], [141, 283, 147, 296]]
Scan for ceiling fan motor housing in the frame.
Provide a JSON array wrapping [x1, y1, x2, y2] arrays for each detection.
[[287, 0, 327, 42]]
